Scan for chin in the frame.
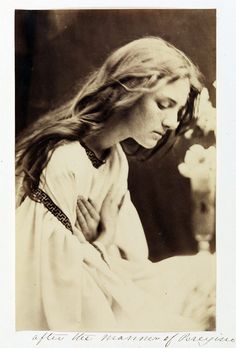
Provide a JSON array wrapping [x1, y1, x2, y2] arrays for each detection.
[[140, 141, 158, 149]]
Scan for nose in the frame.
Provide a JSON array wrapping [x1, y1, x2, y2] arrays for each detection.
[[161, 111, 179, 131]]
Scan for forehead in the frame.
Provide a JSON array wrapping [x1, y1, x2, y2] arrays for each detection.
[[153, 78, 190, 105]]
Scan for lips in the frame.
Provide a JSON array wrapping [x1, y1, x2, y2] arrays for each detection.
[[153, 131, 164, 136]]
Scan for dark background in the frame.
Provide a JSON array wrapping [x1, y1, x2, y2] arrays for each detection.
[[15, 9, 216, 261]]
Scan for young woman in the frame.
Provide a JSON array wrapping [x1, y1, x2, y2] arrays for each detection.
[[16, 37, 215, 331]]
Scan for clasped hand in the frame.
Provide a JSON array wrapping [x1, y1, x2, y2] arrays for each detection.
[[75, 190, 124, 246]]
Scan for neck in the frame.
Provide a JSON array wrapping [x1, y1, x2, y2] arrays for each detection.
[[81, 132, 118, 160], [82, 135, 111, 161], [82, 118, 130, 159]]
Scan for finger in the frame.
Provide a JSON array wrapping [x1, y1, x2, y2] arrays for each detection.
[[78, 199, 99, 231], [77, 199, 91, 221], [76, 205, 89, 232], [77, 201, 99, 241], [76, 209, 93, 241], [88, 198, 99, 211], [81, 198, 100, 220]]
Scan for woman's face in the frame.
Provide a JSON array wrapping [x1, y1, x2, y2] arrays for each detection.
[[125, 78, 190, 148]]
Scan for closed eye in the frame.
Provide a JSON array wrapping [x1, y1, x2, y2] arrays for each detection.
[[156, 101, 173, 110], [156, 97, 187, 117]]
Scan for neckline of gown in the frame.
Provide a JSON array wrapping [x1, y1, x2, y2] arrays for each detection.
[[80, 140, 111, 169]]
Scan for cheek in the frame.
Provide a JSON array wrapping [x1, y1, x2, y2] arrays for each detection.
[[142, 104, 160, 127], [126, 107, 144, 135], [128, 98, 160, 134]]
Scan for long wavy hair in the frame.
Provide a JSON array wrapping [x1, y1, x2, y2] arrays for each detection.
[[16, 36, 204, 201]]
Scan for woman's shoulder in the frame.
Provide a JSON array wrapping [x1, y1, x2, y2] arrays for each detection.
[[52, 140, 87, 158], [47, 141, 93, 173], [47, 141, 128, 175]]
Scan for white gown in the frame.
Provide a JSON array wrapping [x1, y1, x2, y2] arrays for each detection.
[[16, 141, 215, 332]]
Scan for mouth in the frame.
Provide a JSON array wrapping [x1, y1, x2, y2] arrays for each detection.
[[153, 131, 165, 137]]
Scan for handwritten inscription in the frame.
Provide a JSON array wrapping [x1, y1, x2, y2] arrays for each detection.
[[32, 333, 68, 345], [31, 331, 236, 347], [177, 333, 235, 346]]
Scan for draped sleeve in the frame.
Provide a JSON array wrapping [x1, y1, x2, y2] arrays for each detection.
[[115, 190, 149, 261], [39, 141, 94, 227], [16, 141, 213, 332], [16, 142, 119, 331]]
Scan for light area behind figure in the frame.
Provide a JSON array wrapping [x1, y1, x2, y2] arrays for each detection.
[[179, 144, 216, 253], [191, 177, 215, 252], [178, 82, 216, 252], [178, 83, 216, 253]]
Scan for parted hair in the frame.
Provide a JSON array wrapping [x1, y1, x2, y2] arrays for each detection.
[[16, 36, 204, 200]]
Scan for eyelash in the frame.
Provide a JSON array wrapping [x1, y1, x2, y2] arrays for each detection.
[[157, 102, 187, 121], [157, 102, 170, 110]]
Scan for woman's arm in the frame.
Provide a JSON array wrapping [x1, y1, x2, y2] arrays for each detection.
[[16, 142, 118, 330], [39, 141, 93, 230]]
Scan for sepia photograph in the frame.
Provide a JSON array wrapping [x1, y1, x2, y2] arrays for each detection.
[[14, 9, 217, 332]]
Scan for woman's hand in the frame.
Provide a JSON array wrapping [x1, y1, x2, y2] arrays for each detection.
[[96, 189, 125, 247], [75, 196, 100, 242], [75, 190, 125, 246]]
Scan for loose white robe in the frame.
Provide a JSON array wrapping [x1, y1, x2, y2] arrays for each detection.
[[16, 141, 215, 332]]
